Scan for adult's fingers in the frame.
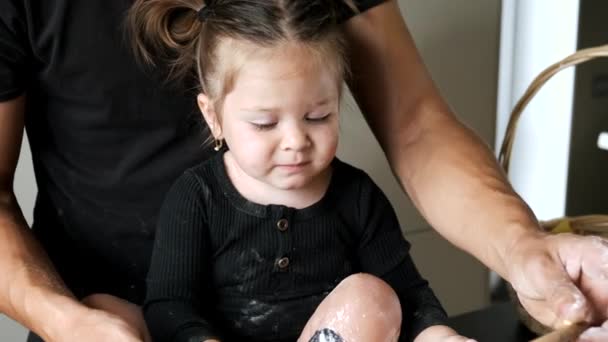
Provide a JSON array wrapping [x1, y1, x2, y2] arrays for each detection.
[[558, 235, 608, 320], [509, 235, 593, 327]]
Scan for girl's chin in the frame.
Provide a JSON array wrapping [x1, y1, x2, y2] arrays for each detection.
[[269, 175, 315, 190], [271, 180, 309, 191]]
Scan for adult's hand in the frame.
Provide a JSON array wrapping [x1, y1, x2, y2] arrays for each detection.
[[78, 293, 151, 342], [56, 306, 146, 342], [0, 96, 143, 342], [414, 325, 477, 342], [507, 232, 608, 340]]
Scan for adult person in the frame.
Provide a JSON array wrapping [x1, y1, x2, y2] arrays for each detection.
[[0, 1, 607, 341]]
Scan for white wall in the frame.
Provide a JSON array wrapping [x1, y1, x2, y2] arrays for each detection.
[[3, 0, 501, 339]]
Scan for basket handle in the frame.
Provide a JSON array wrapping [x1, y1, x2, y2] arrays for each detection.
[[498, 44, 608, 173]]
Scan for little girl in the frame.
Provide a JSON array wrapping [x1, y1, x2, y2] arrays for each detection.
[[126, 1, 476, 341]]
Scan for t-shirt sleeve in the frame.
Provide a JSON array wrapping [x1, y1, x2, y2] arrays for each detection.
[[0, 0, 31, 101], [144, 171, 221, 342], [355, 176, 447, 341], [338, 0, 389, 22]]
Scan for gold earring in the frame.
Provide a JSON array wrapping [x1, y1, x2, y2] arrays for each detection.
[[214, 138, 223, 151]]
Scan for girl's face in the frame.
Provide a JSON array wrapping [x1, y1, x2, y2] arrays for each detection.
[[204, 45, 341, 191]]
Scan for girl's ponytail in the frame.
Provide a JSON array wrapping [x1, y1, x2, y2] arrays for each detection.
[[127, 0, 360, 98], [127, 0, 204, 81]]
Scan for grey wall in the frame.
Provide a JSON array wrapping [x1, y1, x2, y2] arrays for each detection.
[[566, 0, 608, 216], [339, 0, 500, 231], [2, 0, 501, 339]]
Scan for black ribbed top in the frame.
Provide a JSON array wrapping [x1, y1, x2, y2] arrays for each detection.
[[144, 152, 447, 342]]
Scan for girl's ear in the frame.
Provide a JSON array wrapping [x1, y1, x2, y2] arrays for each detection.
[[197, 93, 222, 138]]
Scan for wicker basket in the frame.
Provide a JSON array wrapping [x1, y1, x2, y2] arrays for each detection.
[[498, 43, 608, 335]]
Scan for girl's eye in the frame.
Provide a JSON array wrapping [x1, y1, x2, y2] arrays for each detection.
[[251, 122, 276, 131], [306, 113, 331, 122]]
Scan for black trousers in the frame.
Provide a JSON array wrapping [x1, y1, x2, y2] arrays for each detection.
[[26, 332, 43, 342]]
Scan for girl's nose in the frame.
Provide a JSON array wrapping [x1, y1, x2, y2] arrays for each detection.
[[281, 125, 311, 151]]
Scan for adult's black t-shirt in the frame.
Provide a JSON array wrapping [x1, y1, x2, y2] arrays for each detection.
[[0, 0, 212, 303], [0, 0, 386, 304]]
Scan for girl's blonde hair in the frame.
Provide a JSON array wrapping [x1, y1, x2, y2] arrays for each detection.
[[128, 0, 357, 109]]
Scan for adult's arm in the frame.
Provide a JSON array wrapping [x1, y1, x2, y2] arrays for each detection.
[[342, 1, 608, 333], [342, 0, 530, 284], [0, 96, 144, 341]]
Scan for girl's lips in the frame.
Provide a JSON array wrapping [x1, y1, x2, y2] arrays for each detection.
[[276, 161, 310, 171]]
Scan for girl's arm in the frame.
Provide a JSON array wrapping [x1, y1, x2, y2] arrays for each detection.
[[354, 173, 450, 341], [144, 171, 221, 342]]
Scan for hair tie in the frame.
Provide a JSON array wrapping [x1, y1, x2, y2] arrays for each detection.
[[198, 5, 212, 21]]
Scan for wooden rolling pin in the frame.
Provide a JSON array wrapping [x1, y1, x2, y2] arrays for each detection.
[[530, 322, 589, 342]]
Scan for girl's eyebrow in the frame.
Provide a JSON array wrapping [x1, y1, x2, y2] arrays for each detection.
[[313, 98, 333, 107], [242, 98, 333, 113], [241, 107, 276, 113]]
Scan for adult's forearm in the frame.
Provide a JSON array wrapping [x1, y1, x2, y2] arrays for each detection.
[[342, 0, 540, 282], [386, 96, 540, 278], [0, 195, 83, 340]]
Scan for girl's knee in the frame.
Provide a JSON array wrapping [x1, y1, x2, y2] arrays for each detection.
[[338, 273, 396, 298], [328, 273, 402, 332], [338, 273, 401, 320], [299, 274, 403, 342]]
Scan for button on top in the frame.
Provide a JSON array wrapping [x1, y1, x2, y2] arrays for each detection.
[[277, 218, 289, 232], [276, 257, 290, 269]]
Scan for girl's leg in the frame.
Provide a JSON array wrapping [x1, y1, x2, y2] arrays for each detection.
[[298, 273, 402, 342], [81, 293, 152, 342]]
